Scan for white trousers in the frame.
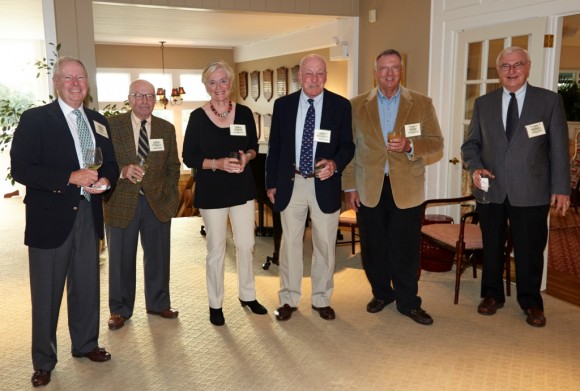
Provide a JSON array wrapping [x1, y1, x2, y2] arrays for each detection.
[[200, 201, 257, 309], [279, 176, 339, 308]]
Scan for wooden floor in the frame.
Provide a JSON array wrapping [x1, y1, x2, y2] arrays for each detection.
[[547, 268, 580, 307]]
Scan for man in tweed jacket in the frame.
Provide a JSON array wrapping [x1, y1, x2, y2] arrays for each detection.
[[105, 79, 181, 330]]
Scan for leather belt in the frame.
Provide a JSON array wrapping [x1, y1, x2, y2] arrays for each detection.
[[294, 170, 315, 178]]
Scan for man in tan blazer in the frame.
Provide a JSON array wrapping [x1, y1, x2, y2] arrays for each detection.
[[105, 80, 181, 329], [344, 49, 443, 325]]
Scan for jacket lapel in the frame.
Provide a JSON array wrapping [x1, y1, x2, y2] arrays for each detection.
[[363, 88, 385, 143]]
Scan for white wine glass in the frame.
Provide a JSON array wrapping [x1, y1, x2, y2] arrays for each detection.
[[84, 147, 103, 170], [480, 174, 492, 204], [135, 155, 148, 183]]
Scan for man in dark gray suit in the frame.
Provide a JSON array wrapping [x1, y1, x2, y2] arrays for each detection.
[[11, 56, 118, 387], [462, 46, 570, 328]]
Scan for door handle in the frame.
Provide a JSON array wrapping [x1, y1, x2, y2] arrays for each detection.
[[449, 157, 460, 165]]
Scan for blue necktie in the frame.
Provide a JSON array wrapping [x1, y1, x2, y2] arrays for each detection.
[[73, 109, 94, 201], [506, 92, 518, 141], [299, 99, 315, 177]]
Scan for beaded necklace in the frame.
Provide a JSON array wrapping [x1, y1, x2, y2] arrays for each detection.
[[209, 100, 232, 118]]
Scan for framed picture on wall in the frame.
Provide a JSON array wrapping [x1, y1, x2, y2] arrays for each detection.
[[277, 66, 288, 96], [290, 65, 300, 93], [250, 71, 260, 101], [262, 114, 272, 142], [239, 71, 248, 100], [263, 69, 273, 101], [253, 112, 261, 140]]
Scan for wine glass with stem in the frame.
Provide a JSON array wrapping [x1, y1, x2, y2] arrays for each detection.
[[84, 147, 103, 170]]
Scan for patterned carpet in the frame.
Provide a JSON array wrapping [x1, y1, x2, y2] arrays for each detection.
[[548, 208, 580, 277], [2, 197, 580, 390]]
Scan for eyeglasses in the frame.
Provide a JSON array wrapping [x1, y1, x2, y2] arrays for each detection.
[[129, 93, 156, 101], [376, 65, 402, 73], [498, 62, 528, 73]]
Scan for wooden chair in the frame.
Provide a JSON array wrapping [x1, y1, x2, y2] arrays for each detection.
[[571, 130, 580, 213], [420, 195, 512, 304], [337, 209, 359, 254]]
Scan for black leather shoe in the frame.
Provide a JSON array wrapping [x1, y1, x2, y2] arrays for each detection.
[[209, 307, 225, 326], [312, 305, 336, 320], [239, 299, 268, 315], [367, 297, 391, 313], [406, 308, 433, 325], [275, 304, 297, 321], [31, 370, 51, 387]]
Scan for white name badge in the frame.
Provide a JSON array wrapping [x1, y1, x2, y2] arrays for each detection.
[[404, 123, 421, 137], [314, 129, 331, 143], [525, 122, 546, 138], [94, 121, 109, 138], [230, 124, 247, 136], [149, 139, 165, 152]]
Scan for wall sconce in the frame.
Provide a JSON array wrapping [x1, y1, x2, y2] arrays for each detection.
[[157, 41, 186, 109]]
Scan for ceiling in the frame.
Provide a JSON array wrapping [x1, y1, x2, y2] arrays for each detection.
[[92, 2, 340, 48], [1, 1, 579, 49]]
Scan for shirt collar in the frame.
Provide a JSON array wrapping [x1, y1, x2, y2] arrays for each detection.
[[377, 86, 401, 103]]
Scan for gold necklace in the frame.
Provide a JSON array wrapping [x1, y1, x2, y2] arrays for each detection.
[[209, 101, 232, 118]]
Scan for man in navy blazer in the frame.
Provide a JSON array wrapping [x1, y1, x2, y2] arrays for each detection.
[[266, 54, 354, 321], [11, 57, 118, 387], [462, 47, 570, 328]]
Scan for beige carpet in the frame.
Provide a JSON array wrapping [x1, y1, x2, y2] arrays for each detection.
[[1, 197, 580, 391]]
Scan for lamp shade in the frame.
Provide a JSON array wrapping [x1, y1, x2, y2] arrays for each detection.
[[156, 88, 165, 96], [178, 87, 186, 95]]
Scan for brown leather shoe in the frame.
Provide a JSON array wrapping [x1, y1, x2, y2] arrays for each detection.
[[72, 346, 111, 362], [477, 297, 504, 315], [525, 308, 546, 327], [108, 313, 128, 330], [31, 370, 51, 387], [147, 308, 179, 318], [275, 304, 297, 321], [312, 305, 336, 320]]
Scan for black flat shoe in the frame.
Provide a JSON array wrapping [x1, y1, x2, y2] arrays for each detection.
[[209, 307, 225, 326], [239, 299, 268, 315]]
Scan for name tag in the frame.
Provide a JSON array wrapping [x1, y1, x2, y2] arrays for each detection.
[[94, 121, 109, 138], [230, 124, 247, 136], [525, 122, 546, 138], [149, 139, 165, 151], [404, 123, 421, 137], [314, 129, 331, 143]]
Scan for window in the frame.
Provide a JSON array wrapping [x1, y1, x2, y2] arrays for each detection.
[[96, 72, 131, 101]]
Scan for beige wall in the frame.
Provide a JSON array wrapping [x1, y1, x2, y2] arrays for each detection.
[[357, 0, 431, 95], [95, 45, 234, 70], [235, 49, 348, 115]]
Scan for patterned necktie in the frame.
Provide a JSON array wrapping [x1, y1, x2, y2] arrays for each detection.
[[505, 92, 518, 141], [299, 99, 315, 177], [73, 109, 94, 201], [138, 120, 149, 195]]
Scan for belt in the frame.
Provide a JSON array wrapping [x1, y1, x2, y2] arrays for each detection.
[[294, 170, 315, 178]]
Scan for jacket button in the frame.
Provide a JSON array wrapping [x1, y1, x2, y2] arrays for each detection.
[[73, 207, 78, 211]]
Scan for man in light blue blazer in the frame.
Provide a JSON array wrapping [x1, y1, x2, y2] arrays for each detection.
[[462, 46, 570, 328]]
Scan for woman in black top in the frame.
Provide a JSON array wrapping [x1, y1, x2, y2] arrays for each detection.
[[182, 60, 267, 326]]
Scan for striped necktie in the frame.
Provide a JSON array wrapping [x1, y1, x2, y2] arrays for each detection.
[[138, 120, 149, 195], [73, 109, 94, 201]]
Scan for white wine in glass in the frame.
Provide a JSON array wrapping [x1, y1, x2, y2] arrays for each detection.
[[84, 147, 103, 170], [135, 155, 148, 183]]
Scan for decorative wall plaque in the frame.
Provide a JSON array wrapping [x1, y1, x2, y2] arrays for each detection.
[[253, 112, 261, 140], [262, 114, 272, 142], [238, 71, 248, 100], [250, 71, 260, 101], [276, 67, 288, 97], [290, 65, 300, 93], [263, 69, 273, 102]]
